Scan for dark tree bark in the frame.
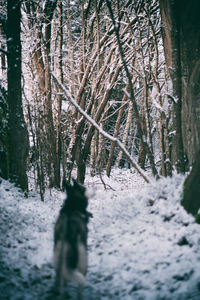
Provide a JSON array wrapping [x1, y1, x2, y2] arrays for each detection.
[[182, 151, 200, 223], [159, 0, 185, 173], [6, 0, 29, 191], [159, 0, 200, 218], [0, 85, 8, 180]]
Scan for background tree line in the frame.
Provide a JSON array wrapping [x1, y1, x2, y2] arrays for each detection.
[[0, 0, 199, 220]]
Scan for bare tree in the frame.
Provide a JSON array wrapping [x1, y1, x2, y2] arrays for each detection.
[[18, 0, 173, 190], [52, 73, 151, 183], [24, 0, 60, 188]]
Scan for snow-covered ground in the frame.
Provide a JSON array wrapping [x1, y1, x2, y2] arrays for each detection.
[[0, 169, 200, 299]]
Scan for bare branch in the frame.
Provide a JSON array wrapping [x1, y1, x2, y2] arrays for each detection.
[[52, 72, 152, 184]]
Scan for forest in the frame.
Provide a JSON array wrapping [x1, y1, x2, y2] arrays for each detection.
[[1, 1, 200, 299], [0, 0, 200, 213]]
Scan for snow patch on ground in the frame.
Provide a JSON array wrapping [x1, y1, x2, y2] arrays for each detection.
[[0, 169, 200, 299]]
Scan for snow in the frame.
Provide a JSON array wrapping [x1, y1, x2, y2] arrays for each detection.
[[0, 169, 200, 299]]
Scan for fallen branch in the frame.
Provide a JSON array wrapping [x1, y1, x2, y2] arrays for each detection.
[[52, 73, 152, 184]]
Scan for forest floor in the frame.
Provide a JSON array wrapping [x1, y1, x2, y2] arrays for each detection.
[[0, 168, 200, 300]]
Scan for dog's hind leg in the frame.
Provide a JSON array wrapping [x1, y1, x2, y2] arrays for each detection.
[[60, 282, 71, 300], [77, 283, 83, 300]]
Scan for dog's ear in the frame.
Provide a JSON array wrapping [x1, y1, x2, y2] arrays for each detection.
[[72, 178, 82, 190], [72, 178, 86, 194]]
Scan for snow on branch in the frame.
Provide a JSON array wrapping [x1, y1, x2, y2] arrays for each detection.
[[52, 73, 152, 184]]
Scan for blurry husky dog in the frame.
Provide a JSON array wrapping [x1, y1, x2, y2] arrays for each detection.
[[54, 179, 92, 299]]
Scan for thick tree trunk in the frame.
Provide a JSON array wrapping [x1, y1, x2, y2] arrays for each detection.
[[159, 0, 200, 217], [182, 151, 200, 223], [7, 0, 29, 191], [159, 0, 185, 173]]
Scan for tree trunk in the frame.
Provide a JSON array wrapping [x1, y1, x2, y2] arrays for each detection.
[[106, 93, 128, 176], [66, 0, 76, 97], [7, 0, 29, 191], [138, 100, 147, 169], [90, 130, 97, 177], [159, 0, 185, 173], [182, 151, 200, 223], [117, 101, 133, 168], [0, 85, 8, 180], [44, 7, 60, 188], [55, 0, 63, 187], [25, 1, 59, 188], [159, 0, 200, 217]]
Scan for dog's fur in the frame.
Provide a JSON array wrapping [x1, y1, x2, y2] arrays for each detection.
[[54, 179, 92, 299]]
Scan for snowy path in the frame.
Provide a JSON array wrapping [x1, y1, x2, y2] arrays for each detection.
[[0, 170, 200, 299]]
